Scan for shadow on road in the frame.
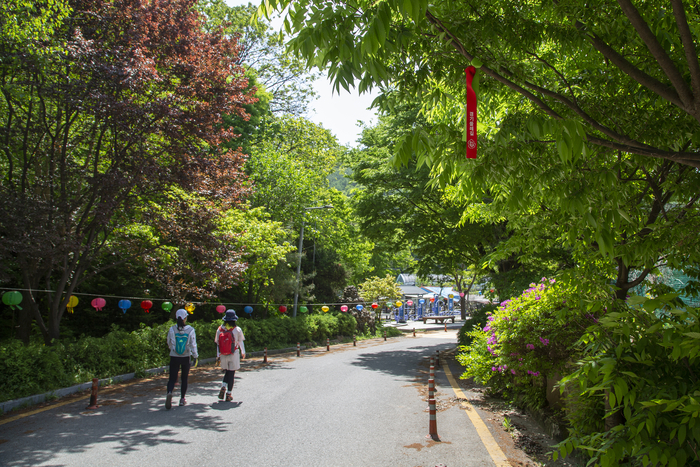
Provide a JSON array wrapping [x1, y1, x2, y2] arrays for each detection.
[[210, 401, 243, 410], [349, 342, 456, 380], [0, 371, 234, 466]]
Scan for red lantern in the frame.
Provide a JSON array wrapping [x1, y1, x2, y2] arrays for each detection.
[[216, 305, 225, 314], [340, 305, 348, 312], [489, 289, 495, 294], [430, 297, 435, 302], [141, 300, 153, 313], [91, 297, 106, 311], [279, 305, 287, 313], [371, 303, 378, 309]]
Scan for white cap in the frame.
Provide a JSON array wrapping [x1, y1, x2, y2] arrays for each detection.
[[175, 308, 188, 320]]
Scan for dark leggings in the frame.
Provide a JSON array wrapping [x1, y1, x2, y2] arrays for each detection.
[[167, 356, 190, 396], [223, 370, 235, 392]]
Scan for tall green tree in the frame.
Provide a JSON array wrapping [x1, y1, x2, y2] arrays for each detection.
[[260, 0, 700, 303], [0, 0, 253, 342], [347, 104, 506, 316], [260, 0, 700, 168]]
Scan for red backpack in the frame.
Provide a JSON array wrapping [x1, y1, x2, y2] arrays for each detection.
[[218, 326, 237, 355]]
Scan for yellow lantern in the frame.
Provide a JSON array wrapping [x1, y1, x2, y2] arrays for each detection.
[[67, 295, 79, 314], [395, 301, 403, 307], [184, 302, 195, 314], [448, 294, 454, 299], [321, 305, 329, 313]]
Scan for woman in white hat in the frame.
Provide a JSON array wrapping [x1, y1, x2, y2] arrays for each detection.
[[215, 310, 245, 402], [165, 308, 198, 409]]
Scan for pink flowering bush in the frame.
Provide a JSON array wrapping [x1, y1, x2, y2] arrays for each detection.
[[457, 277, 607, 408]]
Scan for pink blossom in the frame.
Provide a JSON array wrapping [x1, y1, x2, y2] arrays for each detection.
[[526, 343, 535, 350], [539, 337, 549, 346]]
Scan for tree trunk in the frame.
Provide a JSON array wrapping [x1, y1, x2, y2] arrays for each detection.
[[15, 293, 32, 345]]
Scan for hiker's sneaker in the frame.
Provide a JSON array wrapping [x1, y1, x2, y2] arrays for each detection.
[[179, 397, 187, 406], [225, 393, 233, 402], [218, 387, 226, 400], [165, 393, 172, 410]]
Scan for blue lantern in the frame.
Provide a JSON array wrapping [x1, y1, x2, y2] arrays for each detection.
[[356, 304, 363, 311], [118, 299, 132, 314], [419, 299, 425, 304], [244, 306, 253, 314]]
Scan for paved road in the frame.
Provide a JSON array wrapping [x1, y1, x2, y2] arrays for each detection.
[[0, 331, 516, 466]]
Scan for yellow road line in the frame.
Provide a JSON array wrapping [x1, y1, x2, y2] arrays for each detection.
[[442, 360, 511, 467]]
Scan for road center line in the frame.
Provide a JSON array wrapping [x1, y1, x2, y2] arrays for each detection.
[[442, 360, 511, 467]]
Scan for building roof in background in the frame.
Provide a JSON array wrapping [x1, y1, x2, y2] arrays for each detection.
[[396, 274, 417, 285], [421, 286, 458, 299], [398, 285, 429, 296]]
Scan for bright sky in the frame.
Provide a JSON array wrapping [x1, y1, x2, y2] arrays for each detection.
[[225, 0, 378, 147]]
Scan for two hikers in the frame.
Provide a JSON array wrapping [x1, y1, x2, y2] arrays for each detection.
[[165, 308, 245, 408]]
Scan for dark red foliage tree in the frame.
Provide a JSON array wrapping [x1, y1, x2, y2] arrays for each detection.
[[0, 0, 255, 343]]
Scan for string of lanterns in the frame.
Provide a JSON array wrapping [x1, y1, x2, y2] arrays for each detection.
[[2, 290, 439, 315]]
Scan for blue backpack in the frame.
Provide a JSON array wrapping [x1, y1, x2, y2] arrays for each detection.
[[174, 327, 189, 355]]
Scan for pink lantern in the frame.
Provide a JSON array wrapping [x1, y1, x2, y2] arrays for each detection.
[[216, 305, 225, 314], [371, 303, 378, 309], [91, 297, 106, 311], [140, 300, 153, 313], [279, 305, 287, 313], [340, 305, 348, 312], [406, 300, 413, 306], [460, 292, 465, 297]]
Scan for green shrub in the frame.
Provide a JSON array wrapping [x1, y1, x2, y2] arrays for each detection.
[[554, 295, 700, 467], [0, 340, 74, 402], [457, 277, 606, 408]]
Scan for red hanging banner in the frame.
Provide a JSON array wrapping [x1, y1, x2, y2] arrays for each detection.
[[465, 66, 477, 159]]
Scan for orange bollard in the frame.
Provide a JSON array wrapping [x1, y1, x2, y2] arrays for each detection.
[[435, 350, 440, 366], [445, 323, 447, 332], [87, 378, 99, 409], [427, 397, 439, 441], [263, 347, 268, 363], [413, 328, 416, 337], [326, 337, 330, 351], [297, 342, 300, 357], [384, 330, 387, 341], [353, 335, 356, 346]]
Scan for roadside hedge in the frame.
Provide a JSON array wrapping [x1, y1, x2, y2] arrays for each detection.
[[0, 312, 400, 405]]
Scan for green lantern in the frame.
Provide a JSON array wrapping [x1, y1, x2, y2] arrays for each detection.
[[162, 301, 173, 312], [2, 291, 23, 310], [299, 306, 308, 314]]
